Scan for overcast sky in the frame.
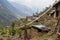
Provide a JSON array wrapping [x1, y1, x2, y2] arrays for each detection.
[[7, 0, 56, 12]]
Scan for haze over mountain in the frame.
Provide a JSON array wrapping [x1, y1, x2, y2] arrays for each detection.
[[8, 0, 56, 12], [9, 2, 34, 17], [0, 0, 34, 26], [0, 0, 20, 26]]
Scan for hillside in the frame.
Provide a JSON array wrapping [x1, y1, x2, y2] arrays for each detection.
[[0, 0, 19, 26], [0, 0, 60, 40]]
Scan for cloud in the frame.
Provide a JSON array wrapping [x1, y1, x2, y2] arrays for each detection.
[[7, 0, 56, 12]]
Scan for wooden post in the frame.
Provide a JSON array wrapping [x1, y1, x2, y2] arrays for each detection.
[[24, 25, 28, 40], [54, 12, 56, 18], [55, 5, 59, 18], [30, 28, 32, 39], [24, 25, 30, 40]]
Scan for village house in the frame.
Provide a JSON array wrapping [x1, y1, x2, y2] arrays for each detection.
[[49, 1, 60, 18]]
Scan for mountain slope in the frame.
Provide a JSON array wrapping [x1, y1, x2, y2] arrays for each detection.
[[6, 0, 35, 17], [0, 0, 19, 26], [9, 2, 33, 17], [1, 0, 33, 17]]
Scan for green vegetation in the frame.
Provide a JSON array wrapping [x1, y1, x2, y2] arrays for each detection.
[[0, 26, 7, 35], [9, 22, 16, 36], [15, 29, 22, 37]]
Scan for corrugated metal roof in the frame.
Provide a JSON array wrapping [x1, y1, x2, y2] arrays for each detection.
[[33, 25, 46, 29]]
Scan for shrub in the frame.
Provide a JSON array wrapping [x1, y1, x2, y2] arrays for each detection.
[[0, 26, 7, 35], [9, 22, 16, 36]]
